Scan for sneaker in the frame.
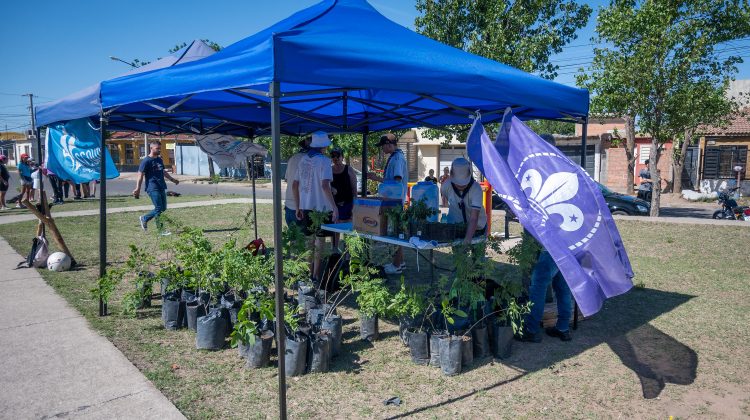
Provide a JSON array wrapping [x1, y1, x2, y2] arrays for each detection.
[[399, 262, 407, 269], [0, 206, 7, 211], [514, 329, 542, 343], [383, 263, 403, 275], [545, 327, 572, 341], [139, 216, 148, 232], [159, 231, 172, 237]]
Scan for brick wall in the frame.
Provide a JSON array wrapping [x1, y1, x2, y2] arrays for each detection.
[[606, 147, 629, 192], [606, 142, 674, 193]]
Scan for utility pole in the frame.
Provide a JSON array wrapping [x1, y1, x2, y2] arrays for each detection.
[[23, 94, 37, 158]]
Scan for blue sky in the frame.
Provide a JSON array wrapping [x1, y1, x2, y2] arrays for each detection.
[[1, 0, 748, 133]]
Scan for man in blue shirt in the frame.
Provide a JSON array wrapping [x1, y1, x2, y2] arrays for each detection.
[[133, 141, 179, 235], [367, 133, 408, 274]]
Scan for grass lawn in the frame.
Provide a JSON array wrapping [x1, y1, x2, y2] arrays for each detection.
[[0, 205, 748, 419], [0, 194, 245, 216]]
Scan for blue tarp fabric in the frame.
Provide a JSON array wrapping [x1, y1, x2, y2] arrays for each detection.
[[98, 0, 589, 134], [36, 40, 217, 127]]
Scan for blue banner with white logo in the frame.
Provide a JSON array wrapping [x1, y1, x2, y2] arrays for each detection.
[[45, 118, 119, 183], [467, 111, 633, 316]]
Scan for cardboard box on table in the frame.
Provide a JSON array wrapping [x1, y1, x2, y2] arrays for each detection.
[[352, 197, 403, 235]]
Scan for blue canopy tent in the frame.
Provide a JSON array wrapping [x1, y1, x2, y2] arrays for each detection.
[[45, 1, 591, 417], [36, 39, 217, 131]]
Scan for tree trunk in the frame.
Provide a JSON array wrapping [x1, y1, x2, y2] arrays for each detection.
[[624, 115, 636, 195], [649, 136, 661, 217], [671, 128, 693, 196], [207, 156, 216, 179]]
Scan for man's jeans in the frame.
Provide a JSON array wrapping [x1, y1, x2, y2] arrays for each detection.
[[524, 250, 572, 334], [144, 189, 167, 230]]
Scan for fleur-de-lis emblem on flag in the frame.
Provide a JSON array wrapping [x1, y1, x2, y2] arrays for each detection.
[[520, 169, 583, 232]]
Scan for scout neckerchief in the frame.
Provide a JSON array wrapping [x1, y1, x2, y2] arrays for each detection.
[[451, 177, 475, 224]]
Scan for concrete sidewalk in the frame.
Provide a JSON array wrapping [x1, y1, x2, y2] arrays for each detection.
[[0, 237, 185, 419], [0, 198, 274, 225]]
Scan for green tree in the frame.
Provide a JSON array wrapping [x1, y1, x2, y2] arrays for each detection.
[[415, 0, 592, 79], [580, 0, 750, 216], [526, 119, 575, 135], [414, 0, 591, 142], [577, 50, 640, 194]]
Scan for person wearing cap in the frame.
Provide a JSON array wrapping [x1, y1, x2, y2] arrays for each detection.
[[0, 155, 10, 210], [284, 136, 311, 227], [16, 153, 34, 208], [293, 131, 339, 281], [367, 133, 408, 274], [441, 158, 487, 244], [330, 147, 357, 249]]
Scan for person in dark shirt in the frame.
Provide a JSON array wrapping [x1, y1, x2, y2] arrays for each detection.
[[0, 154, 10, 210], [424, 168, 438, 184], [133, 141, 179, 235]]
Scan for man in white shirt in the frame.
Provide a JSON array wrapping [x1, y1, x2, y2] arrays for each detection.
[[293, 131, 338, 281], [284, 137, 311, 227], [367, 133, 408, 274], [440, 158, 487, 244]]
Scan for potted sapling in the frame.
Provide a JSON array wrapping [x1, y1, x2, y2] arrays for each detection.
[[389, 280, 432, 365], [489, 279, 531, 360], [437, 297, 468, 376], [343, 235, 389, 341], [230, 294, 275, 368], [283, 303, 308, 377], [121, 244, 157, 315]]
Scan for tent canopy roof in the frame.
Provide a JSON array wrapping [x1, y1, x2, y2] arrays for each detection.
[[36, 39, 216, 127], [98, 0, 589, 136]]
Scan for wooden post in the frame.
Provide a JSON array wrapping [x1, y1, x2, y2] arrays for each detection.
[[22, 192, 75, 264]]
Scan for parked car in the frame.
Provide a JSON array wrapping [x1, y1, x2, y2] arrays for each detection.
[[491, 183, 650, 216], [597, 183, 651, 216]]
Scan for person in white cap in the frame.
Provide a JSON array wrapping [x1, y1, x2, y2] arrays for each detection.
[[441, 157, 487, 244], [293, 131, 338, 281], [367, 133, 407, 274]]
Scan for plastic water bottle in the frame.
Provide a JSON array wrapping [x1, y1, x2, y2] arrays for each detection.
[[440, 213, 447, 223], [411, 181, 439, 222]]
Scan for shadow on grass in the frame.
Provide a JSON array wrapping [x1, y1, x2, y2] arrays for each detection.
[[514, 288, 697, 397], [387, 371, 529, 419], [390, 288, 696, 416]]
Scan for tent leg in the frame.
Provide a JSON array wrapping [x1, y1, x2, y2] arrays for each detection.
[[251, 155, 258, 240], [361, 130, 368, 197], [580, 118, 588, 174], [35, 127, 44, 214], [269, 81, 287, 420], [99, 113, 108, 316]]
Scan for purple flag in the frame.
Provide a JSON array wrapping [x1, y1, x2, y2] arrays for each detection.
[[467, 112, 633, 316]]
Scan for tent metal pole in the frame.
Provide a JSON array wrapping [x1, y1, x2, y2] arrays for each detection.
[[269, 81, 287, 420], [361, 129, 368, 197], [35, 127, 44, 212], [99, 112, 108, 317], [251, 155, 258, 240], [574, 117, 588, 330]]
